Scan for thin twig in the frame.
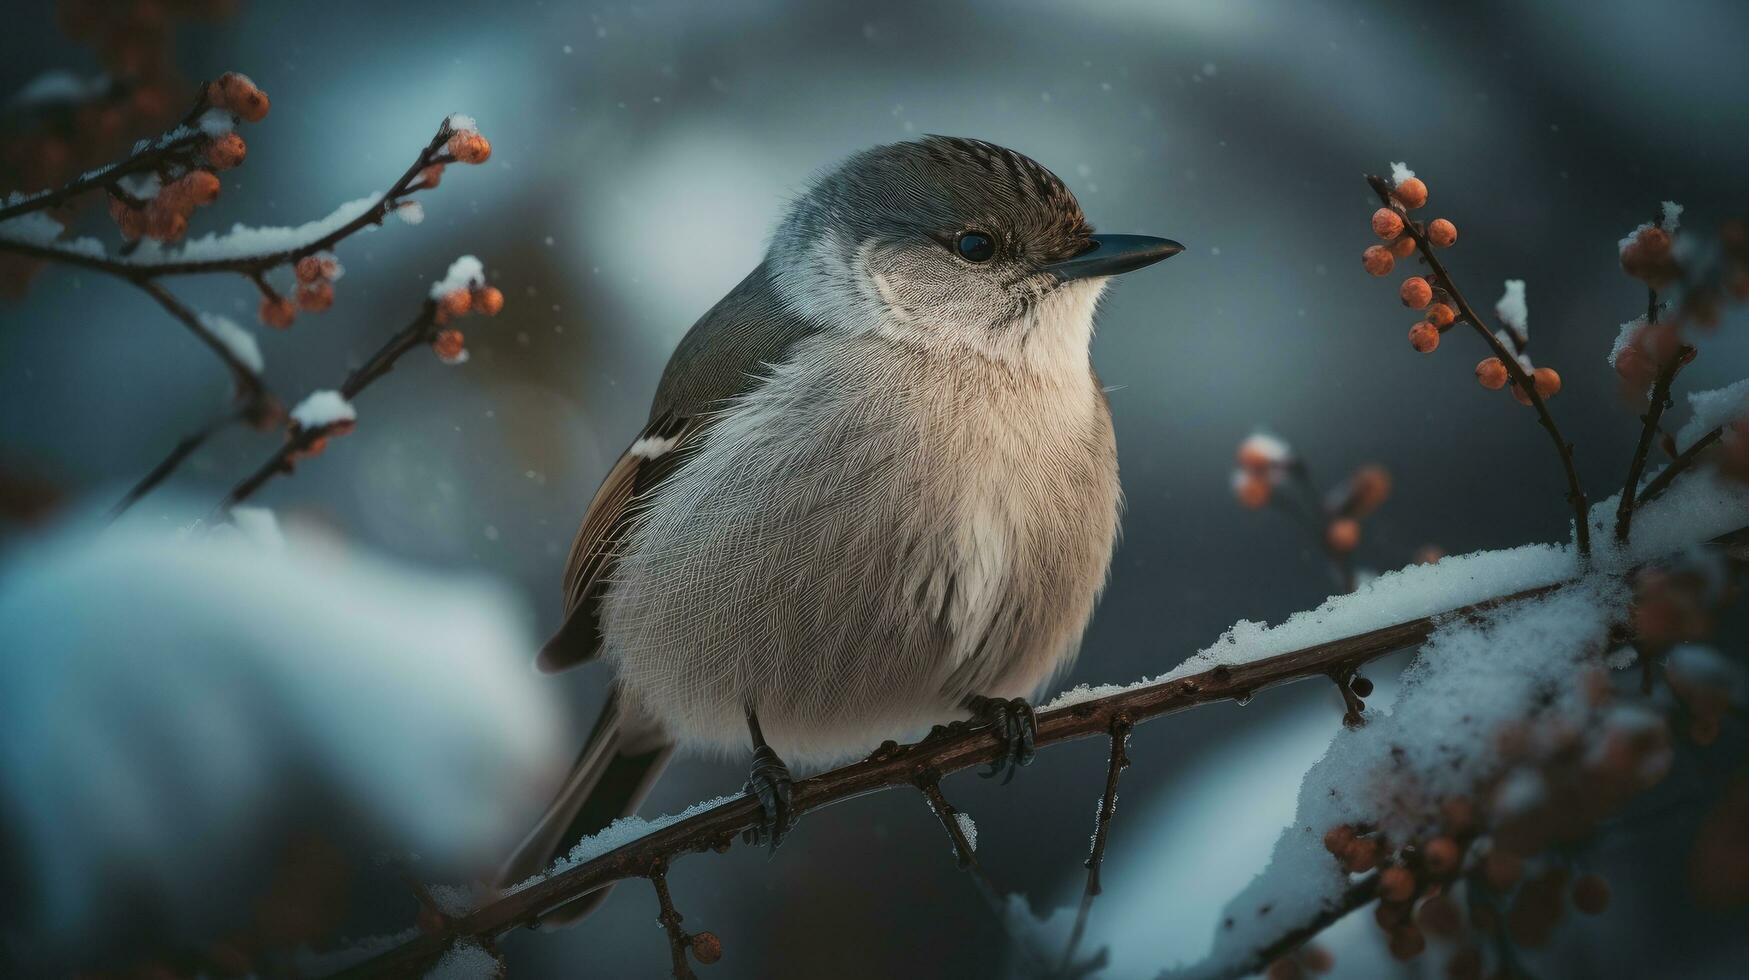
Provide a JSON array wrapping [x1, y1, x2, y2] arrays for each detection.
[[0, 123, 457, 279], [329, 525, 1748, 979], [1637, 426, 1726, 507], [328, 568, 1666, 978], [215, 299, 440, 513], [648, 860, 696, 980], [1227, 875, 1380, 980], [133, 278, 276, 415], [0, 90, 211, 224], [107, 410, 242, 519], [1614, 345, 1692, 542], [1366, 174, 1591, 557], [1058, 715, 1132, 974]]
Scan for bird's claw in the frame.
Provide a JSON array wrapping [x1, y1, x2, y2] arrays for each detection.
[[740, 743, 794, 850], [965, 695, 1037, 784]]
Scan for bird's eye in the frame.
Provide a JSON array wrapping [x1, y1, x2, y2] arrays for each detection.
[[956, 231, 996, 263]]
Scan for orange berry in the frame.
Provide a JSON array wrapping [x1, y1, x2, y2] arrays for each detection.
[[108, 197, 146, 239], [1371, 208, 1405, 240], [205, 132, 247, 170], [1362, 245, 1394, 276], [216, 73, 263, 118], [1326, 517, 1361, 554], [1532, 366, 1561, 398], [1572, 873, 1610, 915], [1389, 235, 1417, 258], [1323, 825, 1356, 855], [1408, 322, 1440, 353], [1511, 380, 1533, 406], [690, 932, 722, 966], [1342, 836, 1381, 873], [1235, 473, 1271, 510], [225, 78, 270, 122], [1426, 218, 1457, 247], [474, 285, 505, 316], [1393, 176, 1428, 209], [439, 289, 472, 318], [419, 163, 445, 188], [1400, 276, 1433, 309], [180, 170, 221, 206], [1387, 924, 1426, 960], [1426, 302, 1455, 328], [447, 131, 492, 164], [433, 328, 466, 361], [146, 206, 187, 242], [1379, 866, 1417, 903], [296, 280, 334, 312], [1375, 900, 1409, 930], [1422, 836, 1461, 876], [296, 255, 325, 283], [259, 295, 296, 329], [1475, 357, 1508, 390]]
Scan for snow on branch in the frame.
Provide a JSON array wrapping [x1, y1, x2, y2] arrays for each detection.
[[0, 68, 504, 518], [331, 470, 1749, 977], [217, 258, 504, 514]]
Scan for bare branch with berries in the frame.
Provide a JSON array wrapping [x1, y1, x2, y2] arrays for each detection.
[[0, 73, 501, 517], [216, 257, 504, 514], [1362, 170, 1590, 556]]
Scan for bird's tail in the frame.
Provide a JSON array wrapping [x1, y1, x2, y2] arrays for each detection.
[[498, 686, 673, 927]]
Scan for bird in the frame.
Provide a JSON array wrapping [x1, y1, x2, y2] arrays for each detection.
[[500, 135, 1180, 923]]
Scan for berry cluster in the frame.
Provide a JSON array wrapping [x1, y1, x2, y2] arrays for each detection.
[[432, 280, 505, 365], [103, 72, 268, 245], [1364, 169, 1563, 407], [1233, 434, 1390, 554]]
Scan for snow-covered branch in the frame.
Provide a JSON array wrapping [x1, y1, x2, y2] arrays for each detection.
[[330, 479, 1749, 978], [0, 69, 501, 517]]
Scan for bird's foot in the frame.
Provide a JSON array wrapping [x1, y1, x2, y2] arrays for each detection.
[[740, 743, 794, 850], [964, 695, 1037, 784]]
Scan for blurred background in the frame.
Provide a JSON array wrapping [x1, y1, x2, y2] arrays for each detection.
[[2, 1, 1747, 977]]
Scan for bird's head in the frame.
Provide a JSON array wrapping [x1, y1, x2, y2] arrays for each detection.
[[768, 135, 1181, 363]]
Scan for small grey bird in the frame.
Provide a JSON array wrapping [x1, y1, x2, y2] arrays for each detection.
[[501, 135, 1179, 921]]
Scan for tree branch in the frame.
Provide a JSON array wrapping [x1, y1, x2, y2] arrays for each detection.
[[1058, 715, 1132, 973], [1366, 174, 1591, 557], [1637, 425, 1726, 508], [0, 90, 210, 224], [215, 298, 442, 513], [1614, 344, 1693, 541], [329, 574, 1616, 979]]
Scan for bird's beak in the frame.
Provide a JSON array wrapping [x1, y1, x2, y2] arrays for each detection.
[[1045, 234, 1184, 282]]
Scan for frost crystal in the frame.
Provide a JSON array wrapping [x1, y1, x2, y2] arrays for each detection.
[[1389, 161, 1415, 185]]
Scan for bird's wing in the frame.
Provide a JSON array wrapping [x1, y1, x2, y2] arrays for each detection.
[[535, 262, 821, 672]]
